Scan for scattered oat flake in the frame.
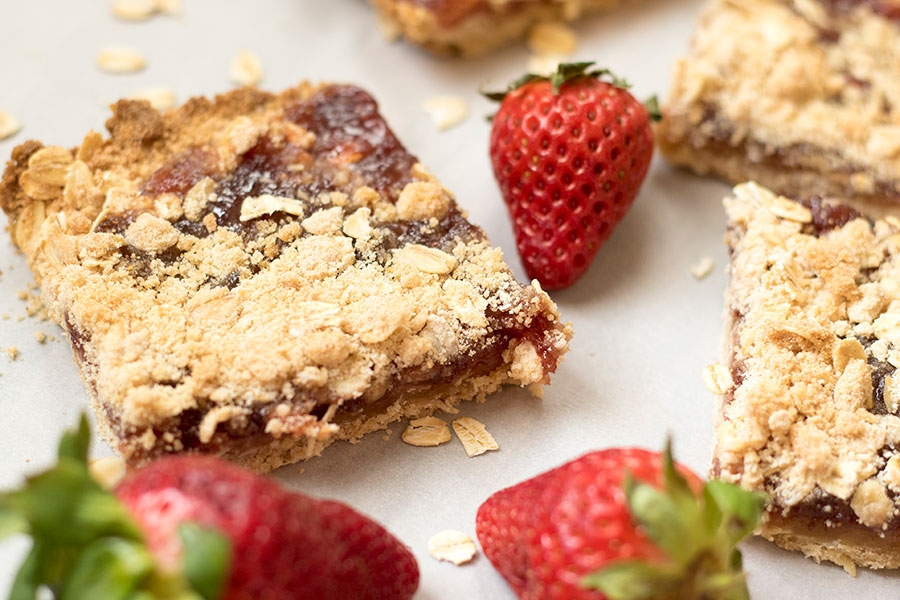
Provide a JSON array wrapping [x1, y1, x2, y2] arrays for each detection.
[[0, 111, 22, 140], [97, 46, 147, 73], [89, 456, 127, 489], [376, 11, 400, 42], [402, 417, 452, 447], [691, 256, 714, 280], [128, 87, 176, 110], [428, 530, 477, 565], [240, 194, 304, 221], [230, 51, 264, 87], [6, 346, 19, 360], [452, 417, 499, 457], [527, 21, 577, 56], [527, 53, 565, 77], [702, 363, 734, 395], [111, 0, 157, 20], [34, 331, 46, 344], [423, 96, 468, 131], [156, 0, 181, 14]]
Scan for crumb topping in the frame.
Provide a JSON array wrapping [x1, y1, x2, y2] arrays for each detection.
[[663, 0, 900, 195], [719, 182, 900, 529], [0, 83, 571, 462]]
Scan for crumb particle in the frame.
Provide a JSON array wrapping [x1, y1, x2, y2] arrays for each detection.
[[6, 346, 19, 360], [452, 417, 499, 457], [97, 46, 147, 73], [428, 530, 477, 565], [0, 111, 21, 140], [691, 256, 714, 280], [230, 50, 264, 87], [423, 96, 469, 131]]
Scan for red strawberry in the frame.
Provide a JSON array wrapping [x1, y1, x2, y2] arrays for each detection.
[[1, 416, 419, 600], [476, 444, 766, 600], [486, 62, 656, 289]]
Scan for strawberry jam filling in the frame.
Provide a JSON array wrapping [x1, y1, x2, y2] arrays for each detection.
[[73, 83, 567, 463], [723, 205, 899, 530], [821, 0, 900, 19], [65, 312, 564, 463], [407, 0, 518, 27], [682, 104, 900, 202]]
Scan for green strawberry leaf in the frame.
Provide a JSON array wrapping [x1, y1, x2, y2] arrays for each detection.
[[58, 414, 91, 463], [697, 571, 750, 600], [59, 538, 154, 600], [9, 542, 41, 600], [704, 480, 767, 544], [549, 61, 601, 93], [179, 523, 231, 600], [6, 461, 140, 546], [581, 560, 678, 599], [482, 61, 635, 101], [643, 96, 662, 123], [1, 414, 222, 600], [701, 484, 724, 536], [624, 474, 695, 564], [587, 441, 768, 600], [0, 499, 26, 541]]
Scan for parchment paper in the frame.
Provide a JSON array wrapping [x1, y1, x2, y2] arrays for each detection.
[[2, 1, 897, 597]]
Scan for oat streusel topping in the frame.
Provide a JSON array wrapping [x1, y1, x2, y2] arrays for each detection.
[[369, 0, 626, 57], [0, 83, 571, 469], [661, 0, 900, 198], [720, 182, 900, 530]]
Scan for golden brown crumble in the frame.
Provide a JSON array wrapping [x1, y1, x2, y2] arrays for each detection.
[[368, 0, 627, 57], [718, 182, 900, 569], [659, 0, 900, 201], [0, 83, 571, 471]]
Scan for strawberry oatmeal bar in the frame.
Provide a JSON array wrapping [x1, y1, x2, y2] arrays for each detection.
[[0, 83, 572, 472], [659, 0, 900, 202], [371, 0, 627, 57], [716, 181, 900, 569]]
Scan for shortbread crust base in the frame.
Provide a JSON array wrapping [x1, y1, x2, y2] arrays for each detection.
[[760, 514, 900, 572], [371, 0, 623, 57], [657, 126, 900, 205], [89, 357, 527, 473]]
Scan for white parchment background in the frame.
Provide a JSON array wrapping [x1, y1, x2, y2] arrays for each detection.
[[2, 1, 899, 597]]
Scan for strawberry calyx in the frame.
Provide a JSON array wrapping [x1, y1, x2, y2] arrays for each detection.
[[582, 441, 767, 600], [483, 61, 631, 100], [0, 415, 230, 600], [482, 61, 661, 122]]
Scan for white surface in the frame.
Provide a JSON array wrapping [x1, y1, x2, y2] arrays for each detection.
[[1, 1, 898, 598]]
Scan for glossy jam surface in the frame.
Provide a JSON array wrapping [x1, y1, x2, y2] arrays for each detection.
[[141, 148, 219, 196], [408, 0, 492, 26], [79, 84, 567, 461], [284, 84, 416, 195], [800, 196, 862, 234], [99, 85, 417, 239], [821, 0, 900, 19], [120, 310, 566, 462]]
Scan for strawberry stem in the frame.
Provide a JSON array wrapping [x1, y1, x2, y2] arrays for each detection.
[[482, 61, 633, 101], [644, 96, 662, 123], [582, 441, 767, 600], [0, 415, 228, 600]]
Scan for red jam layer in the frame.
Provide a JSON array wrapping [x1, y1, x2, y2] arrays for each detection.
[[821, 0, 900, 19]]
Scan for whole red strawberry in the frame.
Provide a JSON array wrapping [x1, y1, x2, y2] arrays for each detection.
[[117, 456, 420, 600], [1, 416, 419, 600], [487, 62, 656, 289], [476, 444, 766, 600]]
